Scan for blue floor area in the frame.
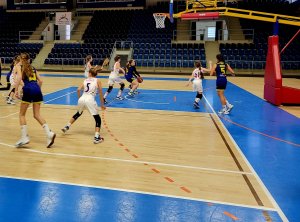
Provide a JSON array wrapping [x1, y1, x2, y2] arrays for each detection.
[[42, 77, 300, 221], [0, 177, 281, 222], [44, 85, 213, 113], [204, 80, 300, 222]]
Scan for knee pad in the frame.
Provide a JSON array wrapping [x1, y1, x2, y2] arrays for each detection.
[[107, 85, 113, 93], [93, 114, 101, 128], [120, 83, 125, 91], [196, 93, 203, 99], [72, 111, 82, 120]]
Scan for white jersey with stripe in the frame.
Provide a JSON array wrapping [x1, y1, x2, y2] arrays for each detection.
[[192, 68, 202, 80], [84, 62, 90, 77], [83, 77, 98, 97], [109, 62, 120, 79]]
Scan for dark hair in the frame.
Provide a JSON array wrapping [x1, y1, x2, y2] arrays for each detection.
[[85, 55, 92, 64], [126, 59, 134, 69], [89, 68, 98, 77], [114, 55, 120, 62], [216, 54, 225, 62], [20, 53, 33, 80], [195, 61, 201, 68]]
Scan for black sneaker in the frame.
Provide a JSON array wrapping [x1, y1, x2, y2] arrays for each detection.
[[193, 101, 200, 109], [103, 98, 108, 104]]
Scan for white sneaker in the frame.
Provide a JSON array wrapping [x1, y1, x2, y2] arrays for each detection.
[[218, 109, 229, 115], [7, 99, 15, 105], [94, 136, 104, 144], [15, 136, 30, 148], [127, 92, 134, 97], [133, 90, 139, 95], [227, 104, 234, 112], [47, 132, 56, 148], [61, 126, 69, 133], [116, 96, 124, 100]]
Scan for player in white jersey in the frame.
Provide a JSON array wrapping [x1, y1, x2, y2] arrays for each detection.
[[7, 56, 22, 105], [103, 55, 125, 103], [186, 61, 212, 109], [61, 67, 106, 144]]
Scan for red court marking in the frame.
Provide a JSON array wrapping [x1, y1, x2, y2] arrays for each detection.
[[180, 186, 191, 193], [164, 177, 174, 183], [223, 211, 239, 221], [102, 114, 193, 194], [220, 116, 300, 147], [132, 154, 138, 158], [152, 168, 160, 173]]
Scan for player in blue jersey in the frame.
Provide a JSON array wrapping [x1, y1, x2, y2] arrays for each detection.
[[210, 54, 235, 114], [125, 59, 141, 96], [0, 58, 15, 92], [14, 53, 56, 148]]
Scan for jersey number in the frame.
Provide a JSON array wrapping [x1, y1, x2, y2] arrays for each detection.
[[85, 83, 90, 92]]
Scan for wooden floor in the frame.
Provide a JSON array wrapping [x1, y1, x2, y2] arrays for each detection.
[[0, 73, 299, 215]]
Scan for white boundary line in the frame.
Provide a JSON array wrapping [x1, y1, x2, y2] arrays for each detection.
[[202, 94, 288, 222], [0, 174, 277, 212], [0, 141, 252, 175], [0, 87, 76, 119], [124, 95, 170, 105]]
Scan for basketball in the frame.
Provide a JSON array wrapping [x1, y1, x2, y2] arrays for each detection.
[[137, 77, 143, 83]]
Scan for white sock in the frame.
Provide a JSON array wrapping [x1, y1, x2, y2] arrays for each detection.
[[226, 100, 231, 106], [117, 90, 122, 97], [95, 132, 100, 138], [195, 98, 200, 103], [66, 123, 71, 128], [42, 123, 51, 136], [104, 92, 108, 99], [21, 125, 28, 138]]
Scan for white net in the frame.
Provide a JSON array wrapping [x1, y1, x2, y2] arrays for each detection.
[[153, 14, 167, 29]]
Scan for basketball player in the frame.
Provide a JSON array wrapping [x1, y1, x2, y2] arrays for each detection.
[[0, 58, 2, 85], [186, 61, 212, 108], [6, 56, 22, 105], [61, 67, 106, 144], [84, 55, 93, 78], [210, 54, 235, 114], [125, 59, 141, 96], [103, 55, 125, 103], [14, 53, 56, 148], [0, 57, 15, 92]]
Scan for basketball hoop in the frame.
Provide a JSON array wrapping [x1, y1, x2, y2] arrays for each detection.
[[153, 13, 169, 29]]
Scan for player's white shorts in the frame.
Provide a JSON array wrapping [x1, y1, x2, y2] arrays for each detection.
[[108, 75, 123, 85], [193, 79, 203, 92], [77, 95, 98, 116]]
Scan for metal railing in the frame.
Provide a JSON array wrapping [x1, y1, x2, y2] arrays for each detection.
[[19, 31, 48, 42], [173, 29, 206, 41], [217, 29, 254, 41]]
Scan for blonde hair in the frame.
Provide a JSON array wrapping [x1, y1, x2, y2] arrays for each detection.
[[85, 55, 92, 64], [89, 68, 98, 77], [20, 53, 33, 80]]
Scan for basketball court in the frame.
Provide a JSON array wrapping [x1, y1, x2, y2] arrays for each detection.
[[1, 73, 299, 221]]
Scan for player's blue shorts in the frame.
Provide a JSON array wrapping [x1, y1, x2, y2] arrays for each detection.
[[216, 78, 227, 90], [22, 84, 43, 103]]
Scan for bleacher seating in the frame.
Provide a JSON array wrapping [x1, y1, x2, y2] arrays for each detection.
[[0, 10, 44, 63]]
